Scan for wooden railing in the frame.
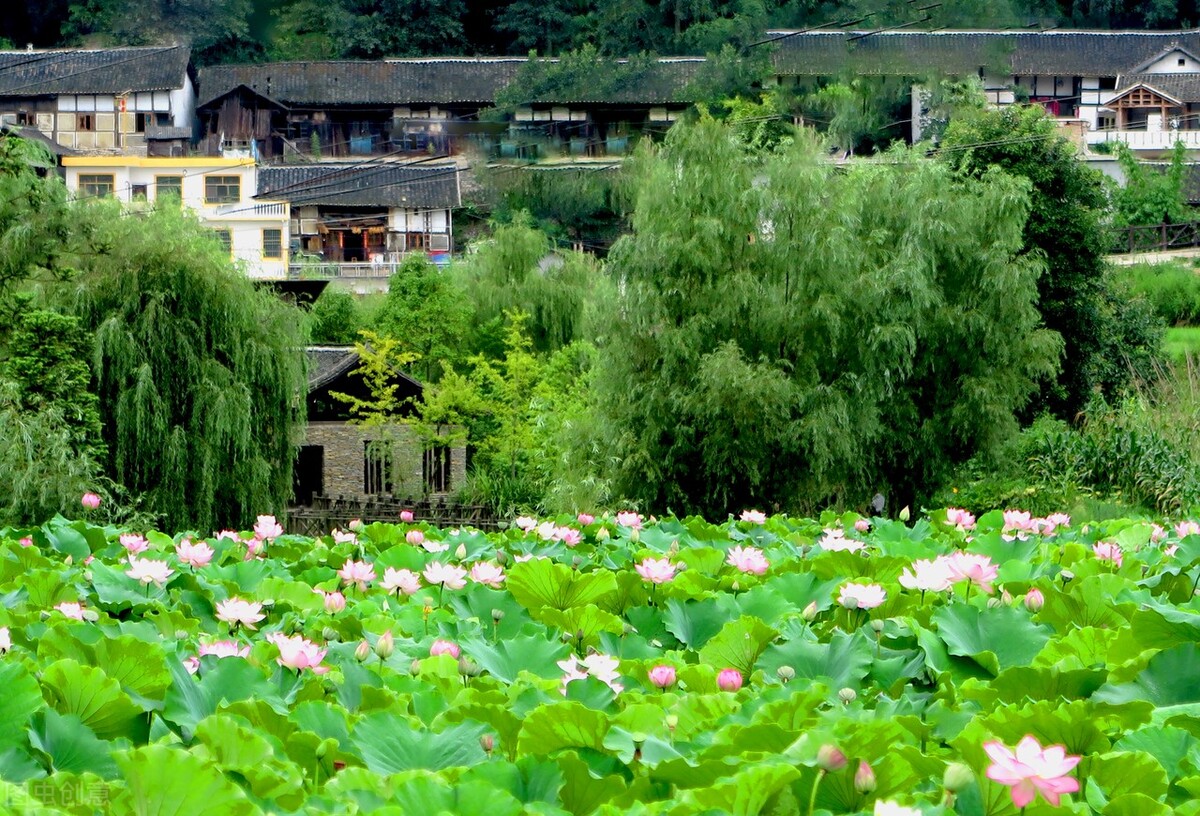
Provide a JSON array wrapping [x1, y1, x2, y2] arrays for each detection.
[[1113, 221, 1200, 254], [286, 494, 500, 536]]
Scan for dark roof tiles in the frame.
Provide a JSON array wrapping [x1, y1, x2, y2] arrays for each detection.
[[0, 46, 191, 96], [258, 162, 461, 209]]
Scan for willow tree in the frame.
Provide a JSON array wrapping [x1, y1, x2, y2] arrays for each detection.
[[64, 203, 307, 531], [597, 116, 1060, 517]]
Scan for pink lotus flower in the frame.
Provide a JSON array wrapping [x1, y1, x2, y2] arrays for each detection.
[[536, 521, 558, 541], [331, 529, 356, 545], [1037, 513, 1071, 535], [216, 597, 265, 629], [119, 534, 149, 555], [615, 511, 642, 529], [400, 510, 414, 523], [254, 515, 283, 540], [819, 528, 865, 553], [945, 552, 998, 594], [514, 516, 538, 531], [469, 561, 506, 588], [54, 601, 86, 620], [381, 567, 422, 596], [216, 530, 240, 542], [423, 561, 467, 590], [1002, 509, 1033, 536], [406, 530, 425, 546], [19, 536, 32, 548], [648, 665, 676, 688], [635, 557, 677, 584], [198, 639, 251, 659], [558, 653, 623, 695], [740, 509, 766, 524], [898, 558, 954, 593], [268, 633, 329, 674], [1093, 541, 1123, 568], [322, 590, 346, 614], [717, 668, 744, 691], [176, 538, 214, 568], [0, 626, 9, 653], [337, 558, 376, 591], [854, 518, 871, 533], [125, 557, 174, 586], [1165, 544, 1180, 557], [984, 735, 1081, 808], [577, 513, 595, 526], [81, 492, 101, 510], [838, 582, 887, 609], [1176, 520, 1200, 538], [557, 527, 582, 547], [1151, 523, 1167, 543], [430, 639, 460, 658], [1024, 588, 1045, 612], [726, 545, 769, 575], [945, 507, 976, 530]]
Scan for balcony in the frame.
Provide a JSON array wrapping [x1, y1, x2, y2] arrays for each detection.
[[1086, 129, 1200, 151], [208, 201, 289, 219]]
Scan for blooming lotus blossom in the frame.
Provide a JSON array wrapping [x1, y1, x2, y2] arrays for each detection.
[[1093, 541, 1123, 568], [1037, 513, 1071, 535], [559, 653, 623, 694], [984, 735, 1081, 808], [430, 639, 460, 658], [898, 558, 953, 593], [119, 533, 149, 555], [557, 527, 582, 547], [331, 529, 356, 545], [819, 528, 865, 553], [945, 507, 977, 530], [945, 552, 998, 594], [216, 597, 265, 629], [874, 801, 921, 816], [216, 530, 240, 542], [1002, 509, 1034, 536], [421, 538, 450, 554], [470, 561, 506, 588], [635, 557, 677, 584], [536, 521, 559, 541], [176, 538, 214, 568], [0, 626, 9, 653], [1151, 523, 1167, 543], [254, 515, 283, 540], [197, 640, 251, 659], [648, 665, 676, 688], [838, 582, 887, 610], [726, 545, 769, 575], [381, 567, 422, 596], [337, 559, 376, 591], [125, 557, 174, 587], [400, 510, 414, 522], [740, 509, 766, 524], [717, 668, 744, 691], [268, 633, 329, 674], [423, 561, 468, 590], [1165, 544, 1180, 557], [615, 511, 642, 529], [577, 513, 595, 526], [1177, 520, 1200, 538], [54, 602, 85, 620], [81, 492, 101, 510], [514, 516, 538, 531]]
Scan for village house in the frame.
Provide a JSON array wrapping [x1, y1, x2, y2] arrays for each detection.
[[0, 45, 195, 153], [766, 29, 1200, 155]]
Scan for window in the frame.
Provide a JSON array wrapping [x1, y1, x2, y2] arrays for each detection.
[[155, 175, 182, 203], [1180, 58, 1188, 67], [262, 228, 283, 259], [78, 174, 114, 198], [131, 184, 148, 200], [76, 114, 94, 132], [423, 445, 451, 493], [204, 175, 240, 204], [212, 229, 232, 256], [135, 113, 150, 133], [363, 442, 393, 495]]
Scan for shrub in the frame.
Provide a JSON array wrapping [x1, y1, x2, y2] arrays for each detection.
[[1119, 261, 1200, 326]]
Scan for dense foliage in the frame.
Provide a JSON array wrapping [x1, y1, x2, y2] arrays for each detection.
[[1, 507, 1200, 813]]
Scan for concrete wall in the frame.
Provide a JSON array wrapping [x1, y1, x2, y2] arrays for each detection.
[[303, 420, 466, 499]]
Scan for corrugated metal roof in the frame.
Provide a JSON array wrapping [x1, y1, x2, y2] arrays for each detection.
[[0, 46, 191, 96], [258, 162, 461, 209]]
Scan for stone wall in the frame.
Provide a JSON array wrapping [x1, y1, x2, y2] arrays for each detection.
[[302, 421, 465, 500]]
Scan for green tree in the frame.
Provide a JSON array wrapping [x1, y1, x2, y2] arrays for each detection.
[[374, 255, 471, 383], [62, 203, 308, 531], [940, 104, 1162, 417], [308, 286, 363, 345], [597, 116, 1058, 516], [494, 0, 587, 54], [1109, 140, 1190, 229], [0, 132, 74, 306]]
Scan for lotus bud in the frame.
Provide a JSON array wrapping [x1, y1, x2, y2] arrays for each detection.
[[458, 656, 481, 677], [630, 528, 640, 544], [665, 714, 678, 732], [838, 687, 857, 704], [802, 601, 819, 622], [717, 668, 743, 692], [899, 506, 911, 522], [374, 629, 394, 660], [776, 665, 795, 682], [648, 665, 676, 688], [315, 741, 328, 759], [731, 581, 740, 593], [349, 518, 364, 532], [854, 761, 877, 793], [1000, 589, 1013, 605], [596, 526, 611, 542], [1024, 588, 1044, 612], [491, 608, 505, 623], [82, 609, 100, 622], [480, 734, 494, 755], [870, 619, 885, 634], [817, 744, 847, 772], [38, 610, 50, 622], [572, 556, 583, 570], [174, 629, 188, 640], [355, 640, 371, 662], [494, 550, 508, 565], [943, 762, 974, 792], [321, 626, 338, 641], [561, 631, 574, 643], [986, 597, 1003, 608], [399, 510, 414, 523], [455, 543, 467, 559]]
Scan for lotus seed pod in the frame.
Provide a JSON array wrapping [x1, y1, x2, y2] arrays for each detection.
[[321, 626, 338, 642], [491, 608, 505, 622], [776, 665, 795, 682], [838, 687, 857, 704], [1060, 569, 1075, 584], [870, 619, 884, 633]]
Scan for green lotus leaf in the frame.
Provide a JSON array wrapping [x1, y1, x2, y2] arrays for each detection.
[[661, 597, 727, 650], [758, 629, 872, 690], [556, 751, 627, 816], [518, 702, 609, 756], [192, 714, 305, 805], [1032, 626, 1120, 670], [1113, 726, 1195, 782], [88, 561, 168, 609], [0, 661, 46, 751], [676, 762, 799, 816], [108, 744, 261, 816], [160, 655, 282, 735], [697, 615, 778, 676], [507, 559, 617, 612], [32, 710, 124, 780], [542, 605, 626, 649], [40, 659, 147, 743], [1095, 643, 1200, 706], [964, 666, 1108, 705], [1086, 751, 1169, 810], [458, 755, 564, 807], [41, 516, 92, 562], [931, 604, 1052, 675], [351, 711, 488, 773], [1101, 793, 1173, 816]]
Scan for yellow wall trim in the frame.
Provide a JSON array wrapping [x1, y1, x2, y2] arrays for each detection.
[[62, 156, 255, 168]]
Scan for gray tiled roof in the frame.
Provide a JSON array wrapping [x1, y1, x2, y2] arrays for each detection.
[[197, 57, 705, 108], [0, 46, 191, 96], [1117, 72, 1200, 104], [258, 162, 461, 208], [768, 30, 1200, 78], [305, 345, 423, 391]]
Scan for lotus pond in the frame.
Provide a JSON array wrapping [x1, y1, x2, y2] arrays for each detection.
[[2, 507, 1200, 815]]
